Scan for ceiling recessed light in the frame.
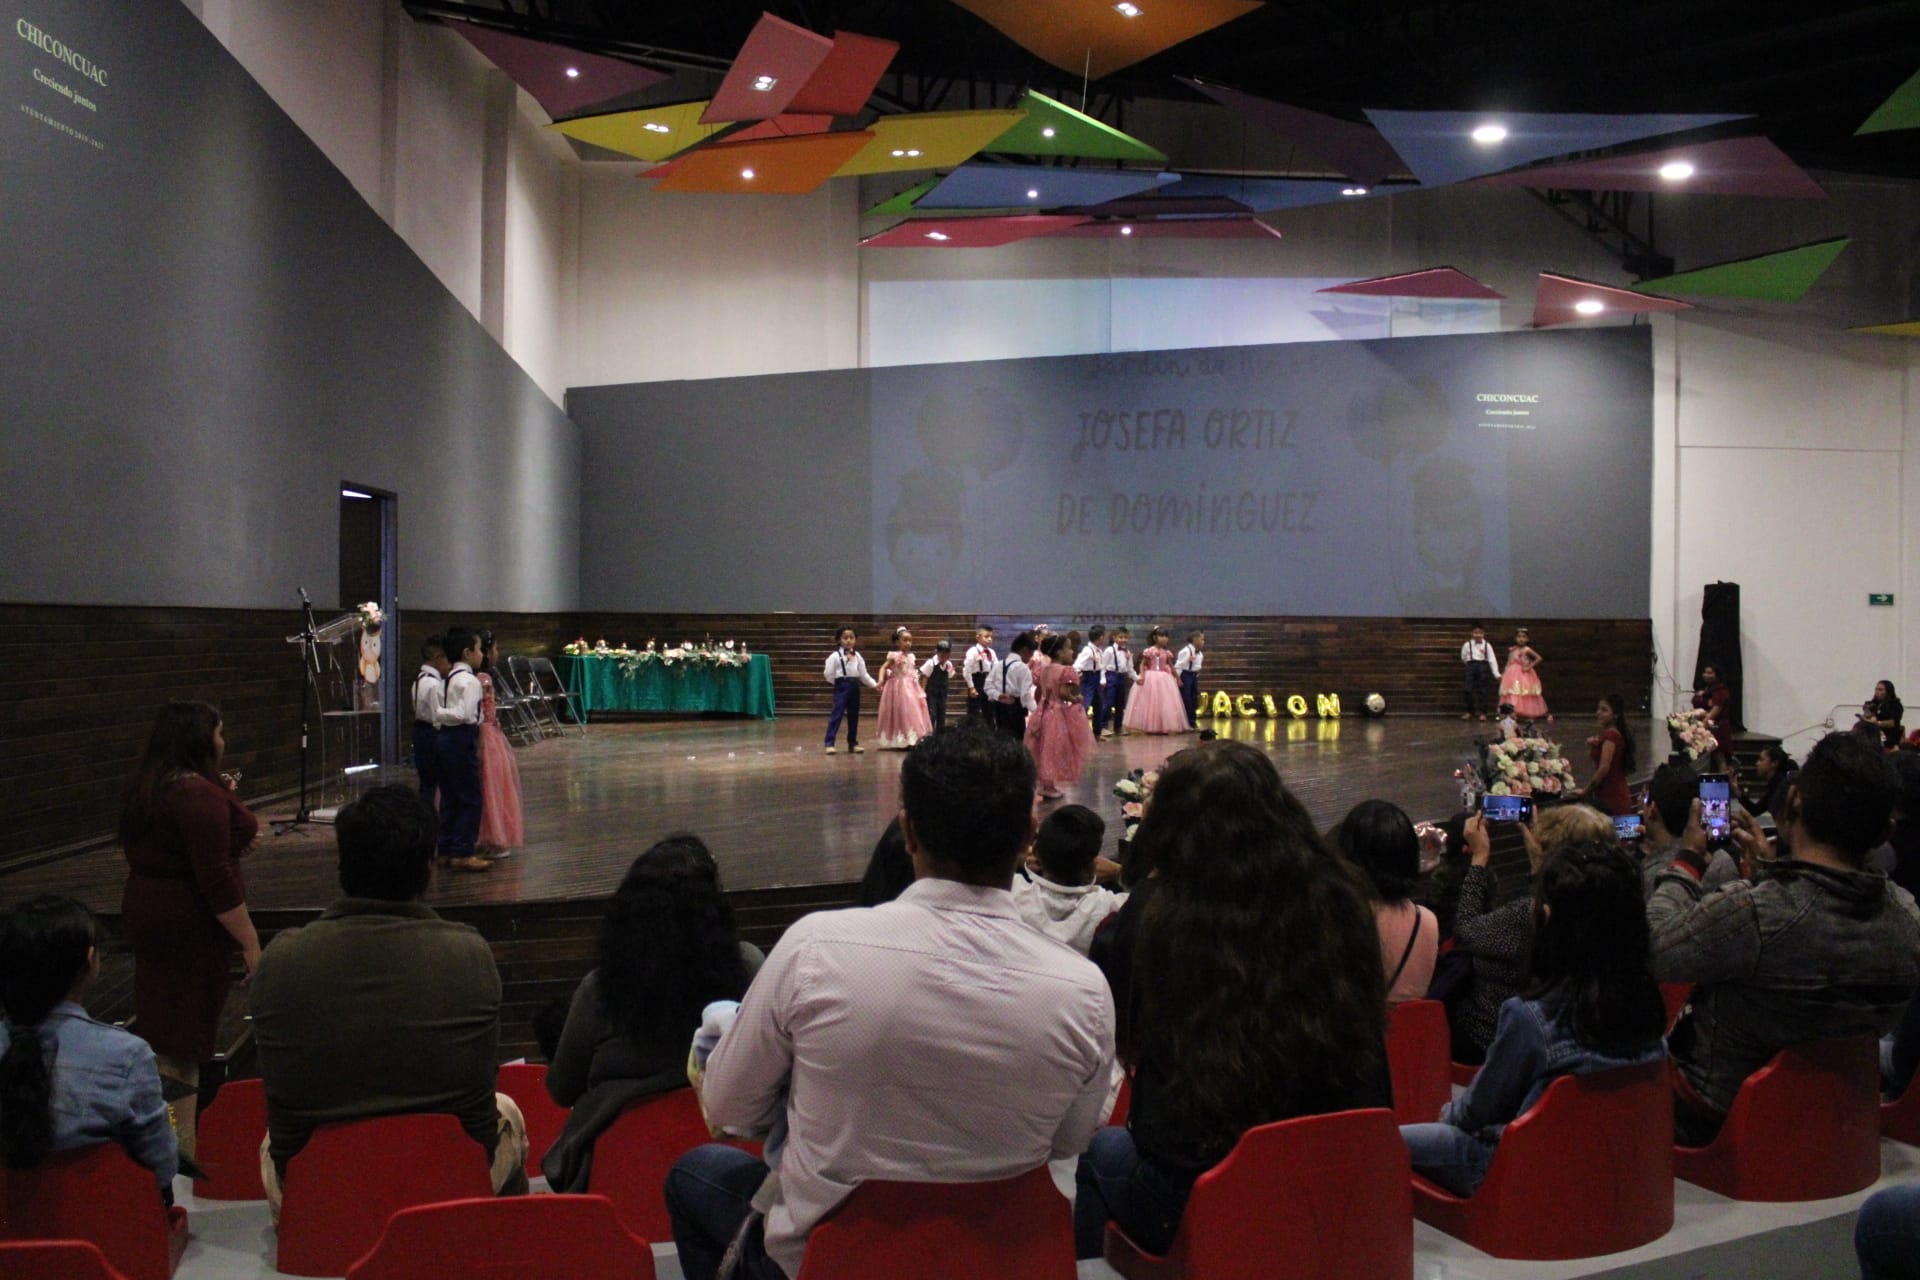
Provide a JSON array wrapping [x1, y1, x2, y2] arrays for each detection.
[[1041, 127, 1056, 138], [1575, 299, 1605, 315], [740, 168, 755, 180], [925, 230, 950, 241], [1026, 188, 1040, 199], [564, 67, 580, 79], [752, 75, 777, 91], [1341, 186, 1368, 196], [906, 149, 921, 157], [1658, 160, 1696, 181], [643, 122, 671, 134], [891, 149, 906, 157], [1114, 2, 1142, 15], [1119, 225, 1134, 236], [1470, 123, 1508, 144]]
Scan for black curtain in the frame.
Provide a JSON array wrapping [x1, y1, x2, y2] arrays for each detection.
[[1695, 582, 1744, 732]]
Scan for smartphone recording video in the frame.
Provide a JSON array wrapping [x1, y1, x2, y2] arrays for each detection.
[[1699, 774, 1732, 848], [1481, 793, 1534, 824], [1614, 813, 1645, 842]]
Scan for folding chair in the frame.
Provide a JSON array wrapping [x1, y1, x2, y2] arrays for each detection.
[[487, 664, 539, 745], [507, 656, 562, 738], [529, 657, 587, 736]]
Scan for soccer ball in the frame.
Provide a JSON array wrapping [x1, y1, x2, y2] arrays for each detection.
[[1365, 693, 1386, 716]]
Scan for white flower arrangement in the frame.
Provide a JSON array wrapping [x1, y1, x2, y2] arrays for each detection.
[[355, 601, 383, 630], [1666, 708, 1718, 761], [1473, 736, 1578, 799]]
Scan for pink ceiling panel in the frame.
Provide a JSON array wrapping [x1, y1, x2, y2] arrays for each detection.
[[1532, 273, 1693, 328], [786, 31, 899, 116], [451, 23, 669, 120], [702, 13, 835, 123], [863, 215, 1091, 248], [1318, 268, 1505, 299]]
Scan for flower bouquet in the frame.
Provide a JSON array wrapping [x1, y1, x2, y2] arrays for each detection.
[[1666, 708, 1717, 762], [1470, 736, 1578, 800], [563, 638, 591, 656], [355, 601, 383, 631], [1113, 769, 1158, 841]]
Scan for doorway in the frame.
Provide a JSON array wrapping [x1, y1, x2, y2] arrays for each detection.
[[340, 484, 399, 765]]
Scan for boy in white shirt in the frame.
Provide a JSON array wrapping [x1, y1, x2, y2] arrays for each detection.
[[1074, 626, 1107, 736], [824, 627, 879, 754], [920, 639, 957, 730], [1174, 630, 1206, 729], [412, 635, 450, 811], [1014, 805, 1126, 955], [963, 625, 996, 722], [1102, 629, 1136, 738], [429, 627, 490, 870], [986, 632, 1039, 738]]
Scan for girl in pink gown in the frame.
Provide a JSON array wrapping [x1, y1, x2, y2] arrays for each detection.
[[476, 663, 524, 854], [874, 627, 934, 750], [1498, 627, 1550, 720], [1025, 635, 1094, 798], [1123, 628, 1189, 735]]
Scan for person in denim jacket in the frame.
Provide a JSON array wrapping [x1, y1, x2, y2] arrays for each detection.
[[1650, 732, 1920, 1145], [0, 894, 179, 1199], [1402, 841, 1667, 1194]]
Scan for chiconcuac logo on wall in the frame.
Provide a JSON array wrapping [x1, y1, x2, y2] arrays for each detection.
[[14, 14, 111, 151], [17, 17, 107, 84]]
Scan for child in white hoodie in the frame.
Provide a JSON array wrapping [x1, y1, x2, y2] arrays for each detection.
[[1013, 805, 1126, 955]]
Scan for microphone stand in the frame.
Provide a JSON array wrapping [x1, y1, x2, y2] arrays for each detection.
[[273, 587, 322, 835]]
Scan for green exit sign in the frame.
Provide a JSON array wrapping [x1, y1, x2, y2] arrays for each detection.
[[1870, 594, 1895, 606]]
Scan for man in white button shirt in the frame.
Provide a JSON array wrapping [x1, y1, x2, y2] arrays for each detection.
[[666, 723, 1116, 1280]]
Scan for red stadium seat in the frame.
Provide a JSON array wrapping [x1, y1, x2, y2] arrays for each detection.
[[1884, 1074, 1920, 1147], [797, 1165, 1072, 1280], [345, 1194, 655, 1280], [1103, 1109, 1412, 1280], [1, 1143, 187, 1280], [1412, 1061, 1673, 1259], [1109, 1076, 1133, 1127], [1660, 983, 1693, 1031], [192, 1077, 268, 1201], [1449, 1060, 1482, 1088], [1387, 1000, 1453, 1125], [0, 1239, 133, 1280], [274, 1113, 493, 1277], [496, 1063, 569, 1177], [1675, 1036, 1882, 1201], [589, 1088, 735, 1244]]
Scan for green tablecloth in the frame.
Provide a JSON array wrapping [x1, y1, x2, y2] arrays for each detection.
[[560, 653, 776, 720]]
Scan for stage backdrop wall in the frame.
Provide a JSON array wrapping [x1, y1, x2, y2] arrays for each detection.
[[573, 327, 1652, 618], [0, 0, 581, 614]]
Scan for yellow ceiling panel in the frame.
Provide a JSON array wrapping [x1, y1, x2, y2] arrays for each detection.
[[549, 100, 729, 162], [834, 109, 1026, 177]]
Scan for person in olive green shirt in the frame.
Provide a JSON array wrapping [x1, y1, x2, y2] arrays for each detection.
[[250, 785, 526, 1217]]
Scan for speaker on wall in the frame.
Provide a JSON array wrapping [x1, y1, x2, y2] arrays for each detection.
[[1696, 582, 1743, 732]]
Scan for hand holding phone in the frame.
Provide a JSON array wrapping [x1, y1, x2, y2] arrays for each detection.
[[1481, 793, 1535, 825], [1614, 813, 1646, 843], [1698, 774, 1732, 849]]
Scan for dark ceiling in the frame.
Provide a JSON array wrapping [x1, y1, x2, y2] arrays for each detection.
[[401, 1, 1920, 179]]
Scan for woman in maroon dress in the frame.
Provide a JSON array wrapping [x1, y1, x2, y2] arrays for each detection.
[[1691, 665, 1733, 770], [1582, 693, 1637, 816], [118, 701, 260, 1159]]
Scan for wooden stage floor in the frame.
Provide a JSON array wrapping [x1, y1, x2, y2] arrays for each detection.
[[8, 715, 1650, 917]]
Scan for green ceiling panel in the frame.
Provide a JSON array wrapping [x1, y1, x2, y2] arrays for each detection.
[[865, 179, 941, 216], [983, 90, 1168, 163], [1634, 238, 1850, 303], [1858, 68, 1920, 135]]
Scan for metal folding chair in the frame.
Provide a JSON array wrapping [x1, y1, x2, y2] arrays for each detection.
[[488, 664, 539, 745], [508, 655, 563, 739], [530, 656, 588, 735]]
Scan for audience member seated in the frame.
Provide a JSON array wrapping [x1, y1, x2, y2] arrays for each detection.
[[1639, 763, 1738, 898], [666, 723, 1114, 1280], [0, 894, 179, 1199], [855, 816, 915, 906], [250, 785, 528, 1218], [1413, 811, 1472, 941], [1073, 741, 1390, 1260], [1336, 799, 1440, 1005], [1650, 732, 1920, 1145], [541, 835, 761, 1191], [1400, 841, 1667, 1189], [1862, 680, 1906, 751], [1013, 805, 1125, 954], [1857, 1182, 1920, 1280], [1887, 752, 1920, 901], [1448, 805, 1614, 1061], [1750, 745, 1798, 823]]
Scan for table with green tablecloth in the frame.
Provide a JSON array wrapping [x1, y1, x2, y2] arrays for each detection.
[[560, 653, 776, 720]]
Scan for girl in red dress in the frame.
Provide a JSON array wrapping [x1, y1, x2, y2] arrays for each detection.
[[1583, 692, 1637, 816]]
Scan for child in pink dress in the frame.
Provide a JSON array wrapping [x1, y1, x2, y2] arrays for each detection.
[[476, 637, 524, 855], [1025, 635, 1095, 799], [1123, 628, 1189, 735], [874, 627, 934, 750], [1498, 627, 1550, 721]]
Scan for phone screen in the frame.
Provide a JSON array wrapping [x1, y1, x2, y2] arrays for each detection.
[[1699, 775, 1731, 845], [1481, 794, 1533, 824], [1614, 813, 1646, 842]]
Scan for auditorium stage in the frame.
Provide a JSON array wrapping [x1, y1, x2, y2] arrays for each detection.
[[7, 714, 1650, 918]]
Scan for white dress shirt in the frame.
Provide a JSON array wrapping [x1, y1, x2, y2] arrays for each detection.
[[919, 656, 956, 680], [1460, 639, 1500, 676], [412, 665, 444, 725], [963, 643, 996, 680], [432, 664, 482, 727], [1072, 643, 1103, 679], [1174, 645, 1204, 674], [985, 653, 1037, 710], [1105, 646, 1137, 683], [698, 879, 1115, 1279], [823, 650, 879, 687]]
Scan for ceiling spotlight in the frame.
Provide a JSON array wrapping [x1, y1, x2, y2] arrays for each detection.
[[906, 149, 921, 157], [1026, 188, 1040, 199], [1658, 160, 1696, 181], [1119, 225, 1134, 236], [740, 168, 756, 180], [643, 122, 671, 134], [925, 230, 951, 241], [1574, 299, 1605, 315], [1470, 123, 1508, 144], [564, 67, 580, 79], [1041, 127, 1056, 138], [891, 149, 906, 157], [1341, 186, 1368, 196], [1114, 2, 1143, 15], [752, 75, 777, 91]]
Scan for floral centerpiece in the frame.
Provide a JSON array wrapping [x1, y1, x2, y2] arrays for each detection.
[[1113, 769, 1159, 842], [1470, 735, 1579, 800], [1667, 708, 1717, 762], [354, 601, 383, 632], [616, 640, 751, 677]]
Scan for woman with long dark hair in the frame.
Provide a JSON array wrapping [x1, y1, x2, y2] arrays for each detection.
[[1074, 741, 1390, 1259], [118, 701, 259, 1159], [541, 835, 759, 1190], [1336, 800, 1440, 1006], [1, 895, 178, 1196], [1401, 840, 1666, 1192], [1583, 693, 1637, 816], [1863, 680, 1905, 750]]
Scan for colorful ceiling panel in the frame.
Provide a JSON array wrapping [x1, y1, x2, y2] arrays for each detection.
[[834, 110, 1027, 177], [1364, 109, 1751, 187], [702, 13, 834, 123], [1157, 174, 1381, 210], [984, 90, 1168, 162], [653, 131, 875, 194], [1046, 217, 1282, 240], [721, 115, 836, 144], [919, 163, 1177, 209], [866, 179, 942, 217], [1318, 269, 1504, 300], [1858, 68, 1920, 135], [451, 23, 669, 121], [785, 30, 899, 116], [1532, 274, 1693, 328], [1180, 78, 1404, 187], [551, 100, 730, 162], [1473, 136, 1824, 198], [1633, 238, 1850, 302], [863, 215, 1091, 248], [1851, 320, 1920, 337], [948, 0, 1264, 80]]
